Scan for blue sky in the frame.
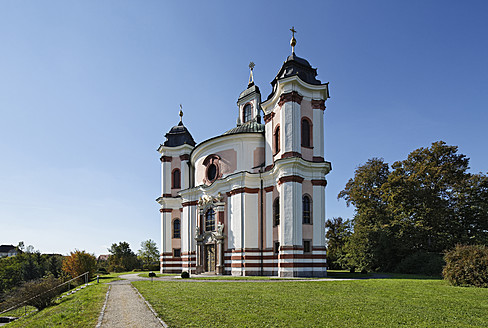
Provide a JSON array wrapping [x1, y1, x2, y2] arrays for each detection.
[[1, 1, 487, 255]]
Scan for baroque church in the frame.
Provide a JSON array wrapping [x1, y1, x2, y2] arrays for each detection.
[[156, 30, 331, 277]]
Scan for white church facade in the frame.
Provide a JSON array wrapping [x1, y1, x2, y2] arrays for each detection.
[[156, 33, 331, 277]]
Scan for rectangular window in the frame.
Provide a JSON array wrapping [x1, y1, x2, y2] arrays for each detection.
[[303, 240, 311, 253], [274, 241, 280, 254], [173, 248, 181, 258]]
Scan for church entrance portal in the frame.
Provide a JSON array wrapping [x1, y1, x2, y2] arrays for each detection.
[[204, 244, 215, 272]]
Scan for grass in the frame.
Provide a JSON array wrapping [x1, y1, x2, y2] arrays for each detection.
[[3, 273, 123, 328], [133, 278, 488, 327]]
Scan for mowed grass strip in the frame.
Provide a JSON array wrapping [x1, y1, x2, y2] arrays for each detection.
[[4, 273, 123, 328], [133, 279, 488, 327]]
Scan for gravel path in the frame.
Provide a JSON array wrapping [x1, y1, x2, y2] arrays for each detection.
[[99, 279, 164, 328]]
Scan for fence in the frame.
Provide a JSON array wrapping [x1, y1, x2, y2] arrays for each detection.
[[0, 271, 90, 317]]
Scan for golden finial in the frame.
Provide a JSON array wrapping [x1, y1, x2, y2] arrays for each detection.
[[290, 26, 297, 53], [179, 104, 183, 123], [248, 61, 255, 86]]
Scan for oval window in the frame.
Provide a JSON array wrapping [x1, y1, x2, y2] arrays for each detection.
[[207, 163, 217, 181]]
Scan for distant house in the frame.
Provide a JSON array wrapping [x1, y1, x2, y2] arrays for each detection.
[[97, 254, 110, 262], [0, 245, 18, 258]]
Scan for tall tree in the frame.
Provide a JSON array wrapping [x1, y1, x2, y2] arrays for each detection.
[[137, 239, 159, 268], [325, 217, 352, 269], [108, 242, 140, 271], [338, 158, 396, 271]]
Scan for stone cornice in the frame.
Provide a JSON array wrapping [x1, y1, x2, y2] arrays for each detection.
[[278, 91, 303, 107]]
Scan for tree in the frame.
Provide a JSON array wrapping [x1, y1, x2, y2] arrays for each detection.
[[325, 217, 352, 269], [338, 141, 488, 273], [108, 242, 140, 271], [62, 250, 96, 281], [338, 158, 396, 271], [137, 239, 159, 269]]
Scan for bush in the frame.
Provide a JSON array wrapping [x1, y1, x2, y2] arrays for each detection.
[[349, 267, 355, 273], [143, 264, 160, 271], [5, 275, 64, 310], [181, 271, 190, 279], [395, 252, 444, 276], [62, 250, 97, 282], [96, 268, 107, 274], [148, 272, 156, 278], [443, 245, 488, 288], [108, 265, 125, 273], [361, 269, 368, 274]]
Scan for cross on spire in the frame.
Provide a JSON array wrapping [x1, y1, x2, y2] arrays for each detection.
[[290, 26, 297, 53], [179, 104, 183, 123], [248, 61, 255, 86]]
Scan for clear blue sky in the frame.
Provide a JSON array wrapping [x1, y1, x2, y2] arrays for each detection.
[[1, 1, 487, 256]]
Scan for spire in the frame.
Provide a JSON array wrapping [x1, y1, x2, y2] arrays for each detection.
[[290, 26, 297, 54], [248, 61, 255, 87], [179, 104, 183, 125]]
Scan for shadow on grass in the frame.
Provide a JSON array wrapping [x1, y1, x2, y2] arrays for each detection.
[[326, 270, 442, 280]]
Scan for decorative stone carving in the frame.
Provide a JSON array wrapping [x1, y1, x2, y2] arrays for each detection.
[[216, 222, 224, 237]]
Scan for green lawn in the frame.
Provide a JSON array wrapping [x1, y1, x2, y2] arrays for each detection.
[[133, 279, 488, 327], [3, 273, 122, 328]]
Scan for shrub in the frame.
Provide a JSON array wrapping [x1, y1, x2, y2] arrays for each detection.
[[148, 272, 156, 278], [360, 269, 368, 274], [5, 275, 64, 310], [443, 245, 488, 288], [349, 267, 355, 273], [143, 264, 160, 271], [108, 265, 125, 273], [395, 252, 444, 276], [62, 250, 97, 282], [181, 271, 190, 279], [96, 268, 107, 274]]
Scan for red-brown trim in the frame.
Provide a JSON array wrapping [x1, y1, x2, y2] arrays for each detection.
[[182, 251, 196, 256], [182, 200, 198, 207], [160, 155, 172, 162], [278, 262, 327, 268], [263, 112, 275, 123], [281, 151, 302, 159], [226, 187, 260, 197], [160, 208, 173, 213], [264, 186, 274, 193], [180, 154, 190, 161], [162, 193, 172, 198], [265, 164, 274, 172], [279, 91, 303, 107], [311, 179, 327, 186], [278, 175, 304, 185], [313, 156, 325, 162], [312, 246, 327, 251], [311, 99, 326, 110], [279, 254, 326, 259], [280, 245, 304, 251]]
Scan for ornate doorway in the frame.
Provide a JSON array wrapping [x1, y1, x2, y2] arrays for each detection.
[[204, 244, 216, 272]]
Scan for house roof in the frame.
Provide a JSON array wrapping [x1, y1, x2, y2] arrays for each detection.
[[0, 245, 16, 253]]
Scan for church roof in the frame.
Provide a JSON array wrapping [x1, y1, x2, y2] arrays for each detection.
[[238, 83, 260, 101], [163, 121, 196, 147], [268, 52, 322, 100], [222, 121, 265, 136]]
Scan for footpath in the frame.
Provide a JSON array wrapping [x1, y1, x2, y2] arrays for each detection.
[[97, 274, 166, 328]]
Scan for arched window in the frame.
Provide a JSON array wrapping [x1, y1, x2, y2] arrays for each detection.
[[172, 169, 181, 189], [274, 126, 280, 154], [301, 119, 311, 147], [243, 104, 252, 123], [173, 219, 181, 238], [303, 195, 312, 224], [205, 209, 215, 231], [273, 198, 280, 226]]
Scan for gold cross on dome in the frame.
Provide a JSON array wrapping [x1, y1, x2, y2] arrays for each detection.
[[249, 61, 255, 70], [290, 26, 297, 38]]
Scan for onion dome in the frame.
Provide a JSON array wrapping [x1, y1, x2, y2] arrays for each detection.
[[163, 109, 196, 147]]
